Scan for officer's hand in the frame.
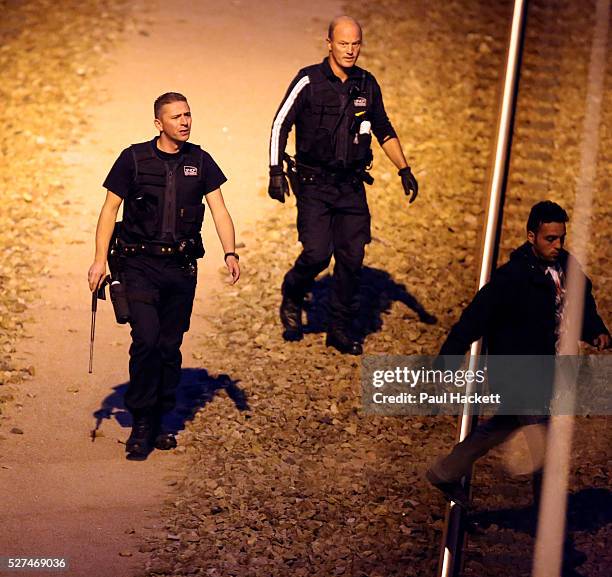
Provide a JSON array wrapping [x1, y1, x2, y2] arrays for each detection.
[[88, 261, 107, 292], [593, 333, 611, 350], [268, 166, 289, 203], [225, 256, 240, 285], [398, 166, 418, 203]]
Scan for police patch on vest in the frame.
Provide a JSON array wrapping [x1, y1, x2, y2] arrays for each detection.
[[184, 166, 198, 176], [353, 97, 367, 107]]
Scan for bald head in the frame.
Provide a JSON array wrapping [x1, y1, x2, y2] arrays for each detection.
[[327, 16, 362, 41], [326, 15, 363, 76]]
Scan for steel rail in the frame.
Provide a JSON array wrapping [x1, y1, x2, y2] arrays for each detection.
[[436, 1, 528, 575]]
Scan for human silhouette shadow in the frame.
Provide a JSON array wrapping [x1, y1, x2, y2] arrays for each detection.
[[303, 266, 437, 336], [465, 487, 611, 574], [468, 487, 612, 536], [92, 368, 249, 441]]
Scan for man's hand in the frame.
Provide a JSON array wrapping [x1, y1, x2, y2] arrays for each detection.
[[398, 166, 418, 203], [268, 166, 289, 203], [225, 255, 240, 285], [593, 333, 610, 350], [88, 261, 107, 292]]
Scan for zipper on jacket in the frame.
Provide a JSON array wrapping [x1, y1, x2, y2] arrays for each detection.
[[162, 162, 177, 240]]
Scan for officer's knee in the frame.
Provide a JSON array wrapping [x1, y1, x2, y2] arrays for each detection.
[[127, 295, 162, 353], [299, 246, 332, 269], [158, 334, 185, 358], [130, 331, 159, 356], [334, 245, 365, 271]]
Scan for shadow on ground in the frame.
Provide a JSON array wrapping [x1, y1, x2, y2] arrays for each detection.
[[304, 265, 437, 336], [92, 368, 249, 437], [469, 487, 612, 536], [466, 488, 611, 575]]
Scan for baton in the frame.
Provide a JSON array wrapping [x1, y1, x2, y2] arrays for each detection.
[[89, 276, 109, 374]]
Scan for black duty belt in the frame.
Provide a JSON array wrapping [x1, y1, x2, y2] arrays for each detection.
[[297, 163, 372, 186], [297, 165, 352, 184], [118, 238, 203, 258]]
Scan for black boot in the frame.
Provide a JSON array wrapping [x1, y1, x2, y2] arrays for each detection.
[[426, 468, 470, 509], [154, 430, 177, 450], [280, 292, 303, 341], [125, 413, 155, 460], [153, 413, 177, 450], [326, 330, 362, 355]]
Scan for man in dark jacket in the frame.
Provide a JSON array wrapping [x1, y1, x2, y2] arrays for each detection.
[[427, 201, 609, 507]]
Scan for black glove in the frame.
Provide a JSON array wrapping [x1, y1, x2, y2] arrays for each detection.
[[398, 166, 418, 203], [268, 166, 290, 203]]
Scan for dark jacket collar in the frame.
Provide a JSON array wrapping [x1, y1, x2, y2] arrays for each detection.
[[320, 57, 362, 82], [510, 241, 569, 284]]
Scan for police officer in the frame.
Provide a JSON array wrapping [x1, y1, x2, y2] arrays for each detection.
[[88, 92, 240, 459], [268, 15, 418, 355]]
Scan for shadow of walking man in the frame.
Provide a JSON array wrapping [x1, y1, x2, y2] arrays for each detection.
[[467, 487, 612, 575], [468, 486, 612, 536], [304, 266, 437, 336], [92, 368, 249, 443]]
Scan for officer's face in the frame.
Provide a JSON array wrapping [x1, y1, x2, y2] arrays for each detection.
[[528, 222, 566, 262], [327, 21, 362, 69], [154, 100, 192, 143]]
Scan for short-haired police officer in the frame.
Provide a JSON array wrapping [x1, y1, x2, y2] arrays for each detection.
[[88, 92, 240, 459], [268, 16, 418, 355]]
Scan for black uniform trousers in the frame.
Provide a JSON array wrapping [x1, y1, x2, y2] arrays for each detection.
[[122, 254, 197, 416], [283, 177, 371, 332]]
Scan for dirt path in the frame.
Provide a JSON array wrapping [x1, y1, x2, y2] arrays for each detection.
[[0, 1, 340, 576]]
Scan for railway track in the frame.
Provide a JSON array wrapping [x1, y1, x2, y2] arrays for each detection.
[[501, 0, 597, 256], [440, 1, 610, 576]]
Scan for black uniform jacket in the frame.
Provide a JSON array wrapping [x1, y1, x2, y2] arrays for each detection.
[[269, 58, 397, 170], [440, 242, 609, 357]]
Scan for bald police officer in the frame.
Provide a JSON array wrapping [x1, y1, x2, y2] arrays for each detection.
[[269, 16, 418, 355], [88, 92, 240, 459]]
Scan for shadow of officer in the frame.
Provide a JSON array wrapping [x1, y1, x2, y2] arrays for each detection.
[[302, 266, 437, 337], [92, 368, 248, 459]]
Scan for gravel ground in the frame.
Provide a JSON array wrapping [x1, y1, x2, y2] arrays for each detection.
[[0, 0, 133, 414], [0, 1, 608, 576], [138, 2, 610, 577]]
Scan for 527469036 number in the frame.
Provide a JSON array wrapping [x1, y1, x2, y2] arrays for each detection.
[[0, 557, 69, 571]]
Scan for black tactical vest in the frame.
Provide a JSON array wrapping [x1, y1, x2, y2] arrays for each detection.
[[296, 64, 374, 169], [121, 141, 206, 244]]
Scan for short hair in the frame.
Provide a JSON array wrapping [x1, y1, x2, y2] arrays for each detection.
[[327, 16, 362, 40], [154, 92, 187, 119], [527, 201, 569, 233]]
